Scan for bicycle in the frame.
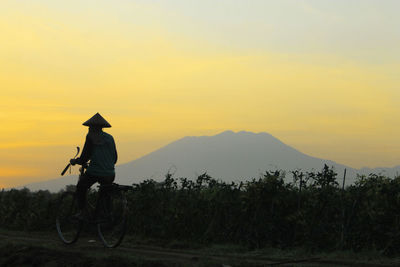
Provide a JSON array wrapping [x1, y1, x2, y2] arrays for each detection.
[[56, 147, 132, 248]]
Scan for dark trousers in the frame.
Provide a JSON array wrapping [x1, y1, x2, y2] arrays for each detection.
[[76, 173, 115, 210]]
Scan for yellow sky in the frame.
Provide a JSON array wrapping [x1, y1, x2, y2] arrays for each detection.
[[1, 1, 400, 188]]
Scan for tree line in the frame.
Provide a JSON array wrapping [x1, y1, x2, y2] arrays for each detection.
[[1, 165, 400, 254]]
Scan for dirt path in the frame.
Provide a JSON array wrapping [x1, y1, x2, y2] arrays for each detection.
[[0, 231, 399, 266]]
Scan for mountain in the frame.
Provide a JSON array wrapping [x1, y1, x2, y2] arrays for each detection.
[[18, 130, 400, 192], [116, 130, 352, 183]]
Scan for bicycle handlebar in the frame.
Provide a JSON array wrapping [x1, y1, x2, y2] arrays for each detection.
[[61, 164, 71, 176], [60, 146, 80, 176]]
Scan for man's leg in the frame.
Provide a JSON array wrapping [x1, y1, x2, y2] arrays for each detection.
[[76, 173, 97, 211], [98, 175, 115, 216], [99, 175, 115, 186]]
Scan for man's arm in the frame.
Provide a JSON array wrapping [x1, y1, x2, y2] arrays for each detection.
[[113, 138, 118, 164], [71, 135, 93, 165]]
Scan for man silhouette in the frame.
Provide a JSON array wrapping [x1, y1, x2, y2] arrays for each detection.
[[70, 113, 118, 215]]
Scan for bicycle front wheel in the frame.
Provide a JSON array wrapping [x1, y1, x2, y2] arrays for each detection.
[[97, 189, 128, 248], [56, 191, 82, 244]]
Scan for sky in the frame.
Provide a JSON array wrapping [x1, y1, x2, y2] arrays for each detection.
[[1, 0, 399, 188]]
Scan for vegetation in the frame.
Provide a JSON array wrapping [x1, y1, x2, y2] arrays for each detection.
[[1, 165, 400, 255]]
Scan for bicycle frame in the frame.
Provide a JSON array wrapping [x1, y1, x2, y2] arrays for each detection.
[[84, 184, 115, 224]]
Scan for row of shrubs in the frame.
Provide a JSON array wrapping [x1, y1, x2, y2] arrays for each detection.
[[1, 165, 400, 254]]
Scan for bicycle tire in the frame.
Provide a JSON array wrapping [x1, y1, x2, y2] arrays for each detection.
[[56, 191, 82, 244], [97, 188, 128, 248]]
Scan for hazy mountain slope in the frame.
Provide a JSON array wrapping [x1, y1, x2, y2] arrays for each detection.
[[116, 130, 352, 184], [18, 130, 399, 192], [20, 175, 79, 192], [358, 166, 400, 178]]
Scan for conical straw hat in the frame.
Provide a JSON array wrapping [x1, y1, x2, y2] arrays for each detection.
[[82, 113, 111, 128]]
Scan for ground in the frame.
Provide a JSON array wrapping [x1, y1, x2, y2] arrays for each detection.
[[0, 229, 399, 267]]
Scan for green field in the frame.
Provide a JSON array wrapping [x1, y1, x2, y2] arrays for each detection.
[[2, 165, 400, 266]]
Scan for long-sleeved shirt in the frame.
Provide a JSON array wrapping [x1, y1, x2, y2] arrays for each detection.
[[76, 131, 117, 177]]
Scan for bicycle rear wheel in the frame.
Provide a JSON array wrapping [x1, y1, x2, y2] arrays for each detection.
[[56, 191, 82, 244], [97, 188, 127, 248]]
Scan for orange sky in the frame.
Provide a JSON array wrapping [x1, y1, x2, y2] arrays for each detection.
[[1, 0, 400, 188]]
